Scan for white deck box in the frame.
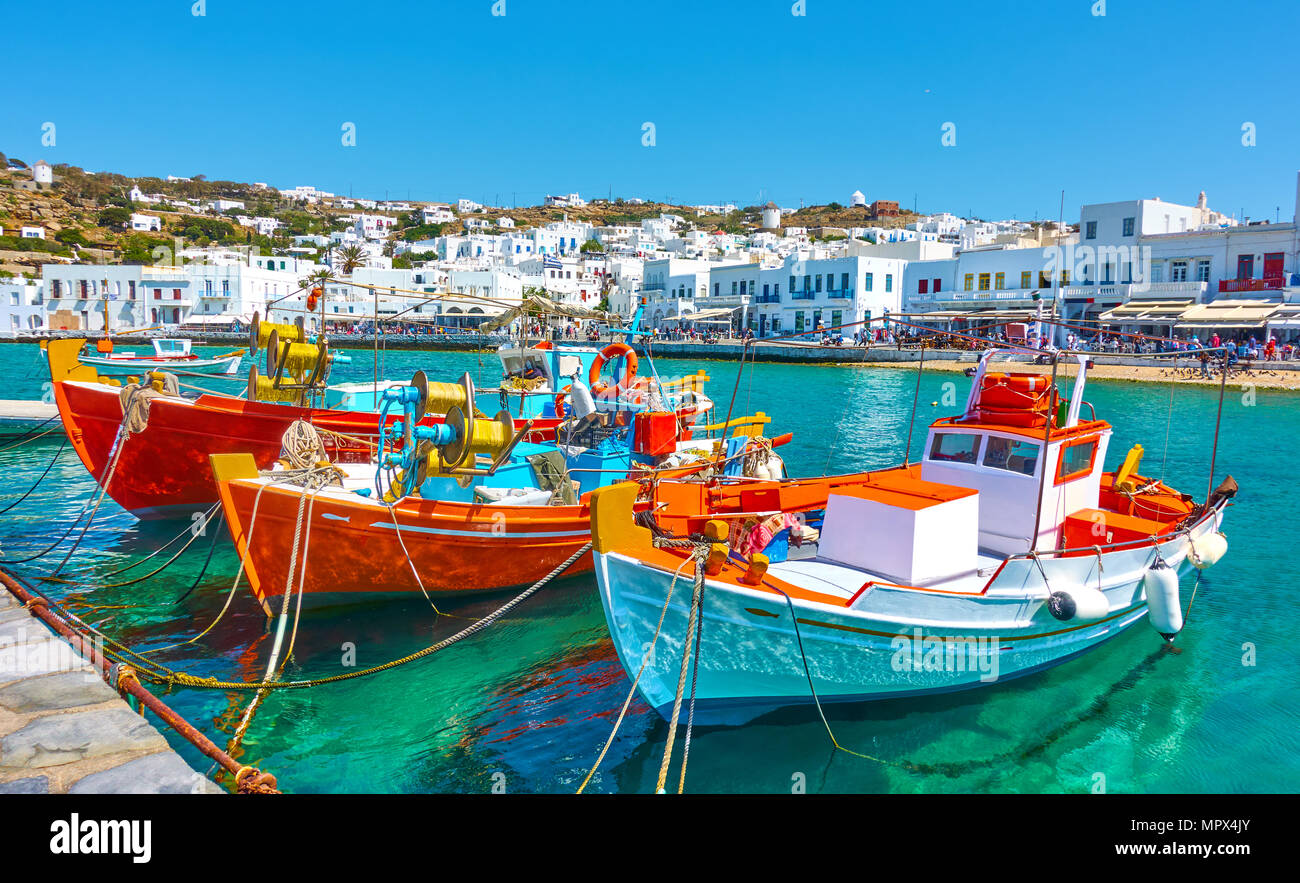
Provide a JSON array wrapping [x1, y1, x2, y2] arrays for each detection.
[[819, 482, 980, 585]]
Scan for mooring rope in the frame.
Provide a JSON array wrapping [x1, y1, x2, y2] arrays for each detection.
[[0, 415, 60, 452], [677, 581, 706, 795], [576, 544, 701, 794], [154, 540, 593, 691], [0, 436, 68, 515], [41, 505, 222, 589], [655, 551, 706, 794]]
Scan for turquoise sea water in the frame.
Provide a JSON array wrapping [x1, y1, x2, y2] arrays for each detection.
[[0, 342, 1296, 794]]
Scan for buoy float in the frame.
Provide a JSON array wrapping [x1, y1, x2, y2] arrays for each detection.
[[1047, 586, 1109, 623], [1188, 532, 1227, 570], [1142, 559, 1183, 640]]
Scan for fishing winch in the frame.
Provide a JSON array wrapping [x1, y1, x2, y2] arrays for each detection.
[[245, 312, 332, 405], [376, 371, 530, 501]]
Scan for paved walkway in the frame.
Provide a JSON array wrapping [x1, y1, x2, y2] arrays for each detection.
[[0, 588, 222, 794]]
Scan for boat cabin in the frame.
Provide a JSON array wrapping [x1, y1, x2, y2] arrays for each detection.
[[818, 352, 1112, 586], [498, 341, 600, 393], [152, 338, 193, 358]]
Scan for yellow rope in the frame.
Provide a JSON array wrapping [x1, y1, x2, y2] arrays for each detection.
[[577, 549, 697, 794]]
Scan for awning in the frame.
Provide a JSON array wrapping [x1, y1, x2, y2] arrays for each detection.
[[671, 307, 737, 322], [480, 294, 607, 331], [1098, 299, 1192, 322], [1175, 299, 1280, 330], [1265, 306, 1300, 328], [182, 314, 251, 325]]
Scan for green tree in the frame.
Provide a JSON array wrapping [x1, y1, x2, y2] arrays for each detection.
[[336, 243, 367, 275], [97, 206, 131, 228]]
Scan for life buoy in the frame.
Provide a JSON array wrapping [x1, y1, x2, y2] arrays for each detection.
[[555, 384, 571, 418], [589, 342, 638, 393]]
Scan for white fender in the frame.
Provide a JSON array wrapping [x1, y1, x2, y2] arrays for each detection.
[[768, 454, 785, 479], [1189, 532, 1227, 570], [1143, 564, 1183, 639], [1047, 586, 1109, 622]]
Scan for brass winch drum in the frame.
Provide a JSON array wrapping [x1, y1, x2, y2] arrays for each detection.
[[249, 311, 305, 356]]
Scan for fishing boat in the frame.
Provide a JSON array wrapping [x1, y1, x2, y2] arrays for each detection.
[[45, 335, 565, 520], [586, 349, 1235, 725], [77, 338, 244, 376], [44, 304, 724, 519], [209, 361, 788, 611]]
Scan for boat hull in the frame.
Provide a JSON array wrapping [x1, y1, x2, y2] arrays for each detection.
[[80, 354, 242, 376], [52, 380, 560, 520], [217, 477, 594, 611], [592, 507, 1224, 725]]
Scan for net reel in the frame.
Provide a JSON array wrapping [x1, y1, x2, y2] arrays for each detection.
[[376, 371, 531, 501], [245, 316, 332, 405], [248, 311, 305, 356]]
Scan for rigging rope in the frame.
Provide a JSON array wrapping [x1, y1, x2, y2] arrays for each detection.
[[0, 437, 68, 515]]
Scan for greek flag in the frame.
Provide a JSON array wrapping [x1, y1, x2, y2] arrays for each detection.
[[542, 256, 562, 270]]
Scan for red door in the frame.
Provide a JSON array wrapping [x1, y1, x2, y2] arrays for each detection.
[[1237, 255, 1255, 280], [1264, 253, 1284, 285]]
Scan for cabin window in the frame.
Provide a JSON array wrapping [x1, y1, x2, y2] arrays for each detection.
[[1056, 438, 1098, 483], [928, 432, 979, 464], [982, 437, 1039, 475]]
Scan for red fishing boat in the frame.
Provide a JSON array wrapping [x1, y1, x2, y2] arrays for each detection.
[[46, 338, 562, 520]]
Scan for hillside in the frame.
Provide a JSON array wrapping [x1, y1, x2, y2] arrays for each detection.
[[0, 149, 919, 278]]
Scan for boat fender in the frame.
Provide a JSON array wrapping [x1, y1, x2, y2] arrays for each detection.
[[569, 375, 596, 418], [1046, 587, 1109, 623], [1188, 532, 1227, 570], [1143, 559, 1183, 640]]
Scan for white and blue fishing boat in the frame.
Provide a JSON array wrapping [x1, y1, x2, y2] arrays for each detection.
[[587, 350, 1234, 724], [78, 338, 243, 377]]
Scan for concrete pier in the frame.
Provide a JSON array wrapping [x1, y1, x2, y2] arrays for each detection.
[[0, 399, 58, 440], [0, 588, 222, 794]]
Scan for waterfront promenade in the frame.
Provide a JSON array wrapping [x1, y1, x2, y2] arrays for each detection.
[[0, 586, 222, 794], [7, 332, 1296, 389]]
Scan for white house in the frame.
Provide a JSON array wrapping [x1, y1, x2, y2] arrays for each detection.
[[421, 204, 455, 225], [32, 160, 52, 185], [20, 226, 45, 239], [128, 184, 160, 204], [457, 198, 482, 213], [353, 213, 396, 240], [850, 190, 866, 207], [545, 192, 586, 208], [0, 281, 46, 334], [130, 213, 162, 232]]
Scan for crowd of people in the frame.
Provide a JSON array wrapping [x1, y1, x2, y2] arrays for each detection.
[[224, 316, 1299, 368]]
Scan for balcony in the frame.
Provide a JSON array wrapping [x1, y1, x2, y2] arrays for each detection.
[[1219, 277, 1284, 293]]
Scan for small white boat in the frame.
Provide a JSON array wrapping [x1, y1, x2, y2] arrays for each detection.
[[587, 349, 1234, 725], [79, 338, 243, 377]]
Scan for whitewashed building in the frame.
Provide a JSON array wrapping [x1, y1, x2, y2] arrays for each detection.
[[0, 281, 46, 334]]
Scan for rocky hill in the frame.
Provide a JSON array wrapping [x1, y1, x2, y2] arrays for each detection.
[[0, 149, 918, 278]]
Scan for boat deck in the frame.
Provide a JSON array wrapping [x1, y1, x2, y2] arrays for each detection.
[[768, 550, 1006, 601]]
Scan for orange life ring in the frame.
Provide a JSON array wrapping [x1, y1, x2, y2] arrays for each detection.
[[589, 342, 638, 392], [555, 384, 571, 418]]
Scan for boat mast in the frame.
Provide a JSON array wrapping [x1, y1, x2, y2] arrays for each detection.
[[903, 339, 926, 466], [1028, 351, 1062, 551]]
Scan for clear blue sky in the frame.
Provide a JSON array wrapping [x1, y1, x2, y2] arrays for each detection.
[[4, 0, 1298, 222]]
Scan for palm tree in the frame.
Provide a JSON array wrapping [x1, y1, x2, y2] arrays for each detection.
[[336, 243, 367, 276], [301, 267, 335, 292]]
